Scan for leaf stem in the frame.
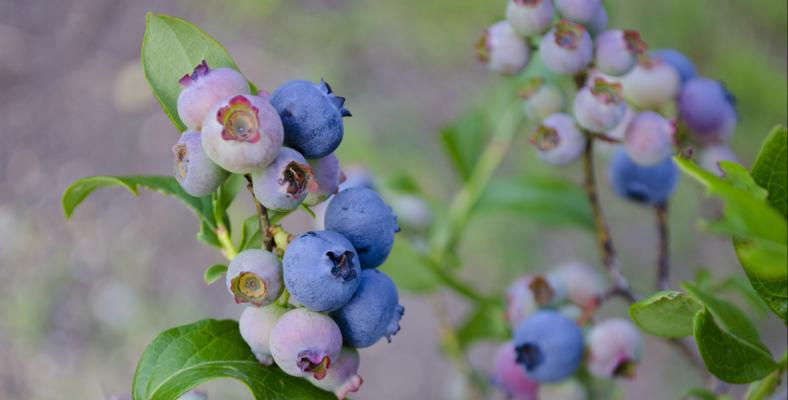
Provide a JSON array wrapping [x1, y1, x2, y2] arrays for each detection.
[[655, 201, 670, 291], [244, 175, 274, 252], [212, 192, 237, 260]]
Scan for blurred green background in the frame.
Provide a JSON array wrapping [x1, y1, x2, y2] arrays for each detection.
[[0, 0, 785, 399]]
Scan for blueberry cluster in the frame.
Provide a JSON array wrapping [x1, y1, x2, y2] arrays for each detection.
[[494, 262, 643, 398], [172, 61, 404, 398], [478, 0, 739, 207]]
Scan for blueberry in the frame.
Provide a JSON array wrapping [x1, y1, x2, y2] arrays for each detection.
[[531, 113, 587, 165], [519, 77, 566, 122], [225, 249, 284, 307], [172, 130, 228, 197], [307, 347, 363, 399], [513, 310, 584, 383], [476, 21, 531, 76], [330, 269, 404, 348], [595, 30, 647, 77], [555, 0, 602, 27], [586, 318, 642, 378], [506, 0, 554, 37], [698, 144, 738, 176], [623, 111, 674, 166], [506, 274, 567, 329], [540, 20, 593, 75], [679, 77, 737, 143], [283, 231, 361, 312], [324, 187, 399, 268], [201, 94, 284, 174], [621, 57, 681, 108], [270, 79, 351, 159], [552, 261, 605, 308], [251, 147, 315, 211], [609, 147, 678, 205], [587, 6, 608, 36], [650, 48, 697, 84], [492, 342, 539, 400], [176, 61, 250, 131], [574, 78, 627, 133], [269, 308, 343, 380], [304, 153, 342, 206], [338, 165, 375, 192], [239, 304, 287, 365]]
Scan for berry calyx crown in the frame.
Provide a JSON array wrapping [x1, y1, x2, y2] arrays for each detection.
[[217, 95, 262, 143]]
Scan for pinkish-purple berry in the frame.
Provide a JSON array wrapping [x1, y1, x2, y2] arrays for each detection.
[[476, 21, 531, 76], [698, 144, 738, 176], [621, 58, 680, 108], [551, 261, 605, 308], [531, 113, 587, 165], [307, 347, 363, 399], [594, 30, 647, 77], [251, 147, 316, 211], [573, 78, 627, 133], [172, 130, 228, 197], [269, 308, 343, 380], [225, 249, 283, 307], [493, 342, 540, 400], [623, 111, 675, 166], [540, 20, 593, 75], [176, 61, 250, 131], [586, 318, 642, 378], [239, 304, 288, 365], [506, 0, 554, 36], [506, 274, 567, 329]]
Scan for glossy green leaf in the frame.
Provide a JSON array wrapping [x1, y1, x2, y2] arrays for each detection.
[[751, 125, 787, 217], [718, 161, 768, 200], [238, 215, 262, 252], [629, 291, 702, 338], [683, 282, 765, 349], [456, 304, 509, 349], [203, 264, 227, 285], [476, 176, 594, 230], [693, 308, 777, 384], [142, 13, 253, 131], [379, 239, 439, 293], [132, 319, 333, 400], [440, 112, 489, 181]]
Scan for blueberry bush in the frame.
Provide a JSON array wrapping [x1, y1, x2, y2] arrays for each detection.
[[59, 2, 786, 400]]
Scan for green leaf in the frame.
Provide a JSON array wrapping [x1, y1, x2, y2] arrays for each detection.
[[718, 161, 768, 200], [693, 308, 777, 384], [142, 13, 253, 131], [734, 237, 788, 320], [476, 176, 594, 230], [203, 264, 227, 285], [132, 319, 333, 400], [238, 215, 262, 252], [218, 174, 245, 215], [682, 282, 765, 349], [716, 276, 770, 315], [682, 388, 720, 400], [379, 239, 439, 293], [629, 290, 702, 338], [440, 112, 488, 181], [751, 125, 787, 217], [383, 171, 424, 195], [456, 304, 508, 349]]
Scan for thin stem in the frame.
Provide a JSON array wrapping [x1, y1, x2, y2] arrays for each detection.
[[655, 201, 670, 291], [746, 351, 788, 400], [212, 192, 237, 259], [244, 175, 274, 252], [421, 255, 494, 305]]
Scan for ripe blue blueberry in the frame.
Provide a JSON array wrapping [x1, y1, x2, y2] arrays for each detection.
[[226, 249, 284, 307], [307, 347, 363, 399], [609, 147, 678, 205], [269, 308, 342, 380], [270, 79, 351, 159], [201, 94, 284, 173], [555, 0, 602, 27], [172, 130, 228, 197], [283, 230, 361, 312], [325, 187, 399, 269], [304, 153, 342, 206], [506, 0, 554, 36], [679, 77, 737, 143], [513, 310, 584, 383], [176, 61, 250, 131], [476, 21, 531, 76], [624, 111, 674, 166], [492, 342, 539, 400], [531, 113, 587, 165], [621, 57, 680, 108], [540, 20, 593, 75], [650, 48, 697, 84], [251, 147, 316, 211], [519, 77, 566, 122], [594, 30, 646, 77], [586, 318, 642, 378], [239, 304, 288, 365], [330, 269, 404, 348], [574, 78, 627, 132]]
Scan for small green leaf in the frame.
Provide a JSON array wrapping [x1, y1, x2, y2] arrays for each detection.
[[629, 290, 702, 338], [751, 125, 787, 217], [682, 388, 720, 400], [717, 275, 770, 315], [238, 215, 261, 252], [683, 282, 765, 349], [718, 161, 768, 200], [132, 319, 333, 400], [203, 264, 227, 285], [476, 176, 594, 230], [379, 239, 439, 293], [384, 171, 424, 195], [693, 308, 777, 384], [456, 304, 508, 349], [300, 203, 316, 218], [218, 174, 245, 215], [440, 111, 489, 181], [142, 13, 253, 131]]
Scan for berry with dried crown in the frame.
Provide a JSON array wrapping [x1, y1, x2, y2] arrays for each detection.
[[176, 61, 250, 131], [172, 130, 228, 197], [540, 20, 593, 75], [476, 21, 531, 76]]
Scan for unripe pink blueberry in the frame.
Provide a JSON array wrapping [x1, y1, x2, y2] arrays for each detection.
[[239, 304, 288, 365], [308, 347, 363, 399], [540, 20, 593, 75], [176, 61, 250, 131], [506, 274, 567, 329], [538, 379, 588, 400], [269, 308, 343, 380], [304, 153, 342, 206], [519, 78, 566, 121], [586, 318, 642, 378], [506, 0, 554, 36], [574, 78, 627, 133], [555, 0, 602, 27], [251, 147, 316, 211], [492, 342, 539, 400], [594, 30, 647, 77], [201, 94, 284, 174], [698, 144, 738, 176], [621, 57, 681, 109], [531, 113, 587, 165], [596, 105, 635, 154], [551, 261, 605, 308], [225, 249, 284, 307], [476, 21, 531, 76], [624, 111, 675, 166], [172, 130, 228, 197]]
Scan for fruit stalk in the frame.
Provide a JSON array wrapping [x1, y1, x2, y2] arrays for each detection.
[[245, 174, 275, 251], [655, 201, 670, 290]]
